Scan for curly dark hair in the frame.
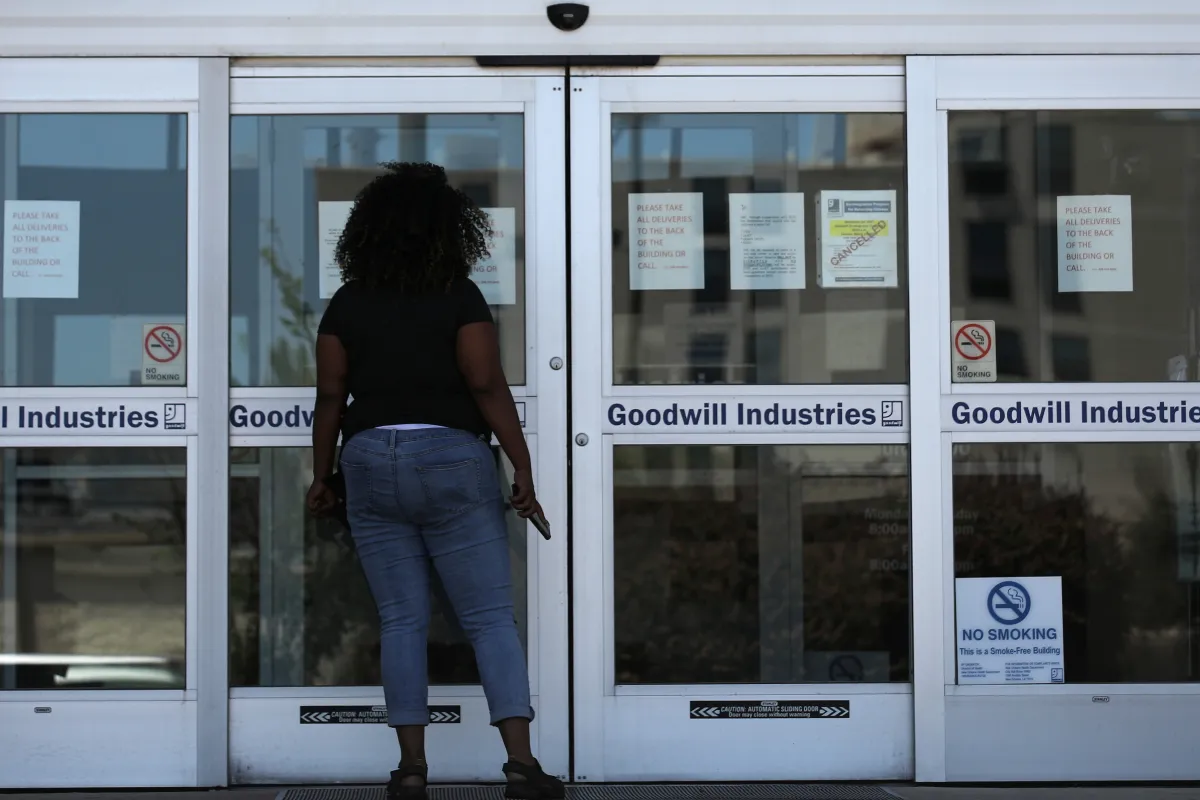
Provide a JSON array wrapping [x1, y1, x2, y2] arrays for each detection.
[[334, 161, 493, 292]]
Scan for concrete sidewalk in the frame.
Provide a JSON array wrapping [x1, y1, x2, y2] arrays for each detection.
[[890, 789, 1200, 800]]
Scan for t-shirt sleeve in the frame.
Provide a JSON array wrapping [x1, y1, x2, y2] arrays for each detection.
[[455, 278, 495, 328], [317, 285, 347, 338]]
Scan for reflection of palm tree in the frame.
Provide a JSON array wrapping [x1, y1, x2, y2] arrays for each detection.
[[259, 234, 319, 387]]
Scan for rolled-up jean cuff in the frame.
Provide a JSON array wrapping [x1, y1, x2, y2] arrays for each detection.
[[389, 707, 433, 727], [490, 705, 536, 726]]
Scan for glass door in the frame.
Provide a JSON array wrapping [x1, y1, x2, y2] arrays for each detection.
[[0, 59, 207, 788], [225, 68, 569, 783], [569, 68, 915, 781], [932, 55, 1200, 782]]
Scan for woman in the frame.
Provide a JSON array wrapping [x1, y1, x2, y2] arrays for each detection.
[[305, 161, 563, 800]]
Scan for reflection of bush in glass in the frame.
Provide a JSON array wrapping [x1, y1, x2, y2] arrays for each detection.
[[613, 446, 911, 684], [615, 490, 758, 683], [953, 443, 1197, 683], [799, 496, 911, 681], [228, 448, 378, 687], [229, 447, 527, 688]]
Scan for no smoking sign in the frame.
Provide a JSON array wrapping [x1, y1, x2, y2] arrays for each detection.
[[142, 323, 186, 386], [951, 319, 996, 383]]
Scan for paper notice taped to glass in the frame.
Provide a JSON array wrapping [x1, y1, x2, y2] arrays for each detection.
[[470, 207, 518, 305], [1057, 194, 1133, 293], [628, 192, 705, 291], [3, 200, 81, 299], [318, 200, 354, 299], [816, 190, 898, 289], [728, 193, 805, 290]]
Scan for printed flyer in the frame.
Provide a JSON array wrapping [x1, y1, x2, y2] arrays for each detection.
[[816, 190, 898, 289]]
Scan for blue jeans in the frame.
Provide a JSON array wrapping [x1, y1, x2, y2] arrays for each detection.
[[340, 427, 533, 727]]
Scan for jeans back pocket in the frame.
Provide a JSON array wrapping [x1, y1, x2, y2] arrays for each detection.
[[416, 457, 483, 514]]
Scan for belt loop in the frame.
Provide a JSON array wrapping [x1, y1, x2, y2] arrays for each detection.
[[389, 428, 398, 454]]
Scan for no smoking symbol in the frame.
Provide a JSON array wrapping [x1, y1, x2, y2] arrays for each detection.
[[146, 326, 182, 364], [955, 324, 992, 361]]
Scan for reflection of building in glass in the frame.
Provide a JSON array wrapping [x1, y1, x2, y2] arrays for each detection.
[[950, 110, 1200, 384], [610, 113, 907, 386], [230, 116, 527, 388], [1, 448, 186, 690], [947, 112, 1200, 681], [0, 114, 188, 388]]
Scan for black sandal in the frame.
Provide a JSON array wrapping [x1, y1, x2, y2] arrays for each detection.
[[502, 758, 565, 800], [386, 762, 428, 800]]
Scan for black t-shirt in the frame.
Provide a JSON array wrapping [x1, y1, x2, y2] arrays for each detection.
[[317, 277, 494, 442]]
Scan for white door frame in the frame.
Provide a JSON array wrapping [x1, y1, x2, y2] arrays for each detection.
[[568, 68, 920, 783], [926, 54, 1200, 782], [223, 68, 570, 784]]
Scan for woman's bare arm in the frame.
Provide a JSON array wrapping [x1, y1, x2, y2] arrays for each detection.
[[456, 320, 537, 513], [312, 333, 349, 481]]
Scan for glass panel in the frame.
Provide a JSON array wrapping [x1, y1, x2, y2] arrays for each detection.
[[612, 444, 910, 683], [611, 113, 907, 385], [0, 447, 187, 689], [949, 110, 1200, 382], [230, 115, 526, 387], [229, 446, 527, 687], [953, 442, 1200, 683], [0, 114, 188, 387]]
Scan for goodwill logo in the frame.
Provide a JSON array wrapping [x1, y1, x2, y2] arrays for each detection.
[[955, 576, 1065, 685], [946, 395, 1200, 431], [604, 398, 906, 432]]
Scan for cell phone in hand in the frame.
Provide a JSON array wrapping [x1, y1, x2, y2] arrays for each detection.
[[529, 512, 552, 540], [512, 484, 552, 540]]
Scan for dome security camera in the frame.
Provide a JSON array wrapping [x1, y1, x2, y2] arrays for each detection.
[[547, 3, 589, 32]]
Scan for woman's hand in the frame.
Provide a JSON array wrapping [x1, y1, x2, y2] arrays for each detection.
[[511, 468, 539, 518], [306, 479, 337, 516]]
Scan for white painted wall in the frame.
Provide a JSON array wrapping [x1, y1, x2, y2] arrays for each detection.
[[3, 0, 1200, 58]]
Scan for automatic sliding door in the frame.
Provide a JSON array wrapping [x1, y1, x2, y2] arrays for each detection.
[[570, 71, 915, 782], [226, 70, 568, 783]]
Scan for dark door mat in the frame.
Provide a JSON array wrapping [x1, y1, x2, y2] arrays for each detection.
[[279, 785, 897, 800]]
